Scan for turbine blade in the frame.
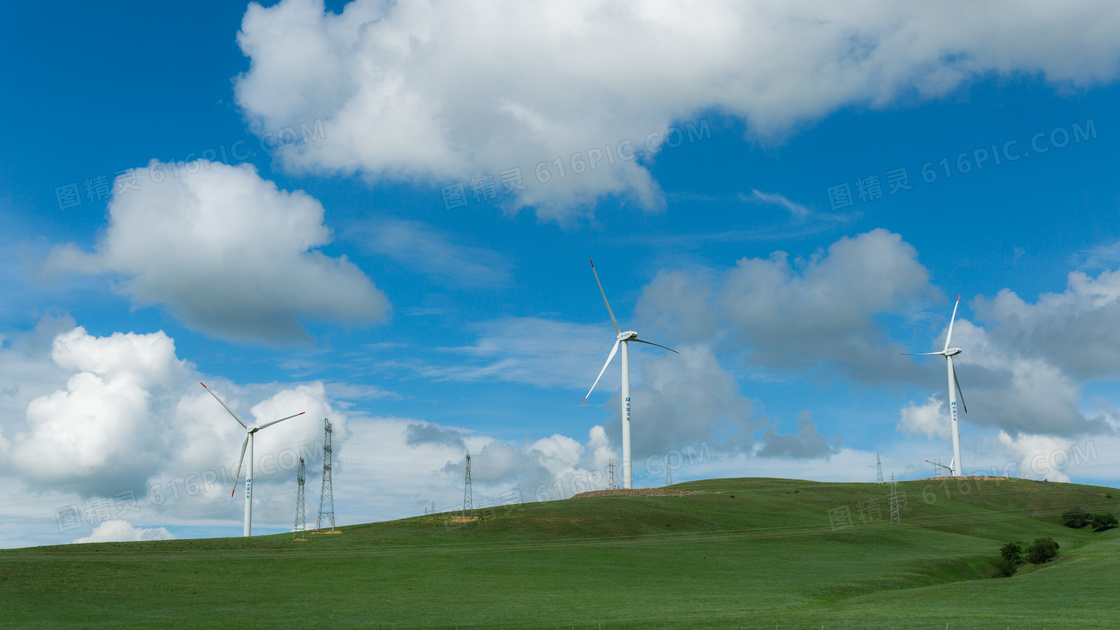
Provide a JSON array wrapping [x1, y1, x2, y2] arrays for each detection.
[[582, 339, 620, 405], [256, 411, 306, 431], [590, 259, 620, 335], [231, 434, 249, 498], [632, 338, 679, 354], [902, 352, 943, 356], [950, 358, 967, 413], [944, 296, 961, 352], [201, 382, 248, 429]]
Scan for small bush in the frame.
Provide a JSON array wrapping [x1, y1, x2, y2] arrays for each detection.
[[1000, 542, 1023, 564], [1091, 513, 1118, 532], [1061, 508, 1091, 528], [993, 557, 1018, 577], [1027, 537, 1060, 564]]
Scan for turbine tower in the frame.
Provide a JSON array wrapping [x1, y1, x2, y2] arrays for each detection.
[[316, 418, 336, 531], [582, 259, 677, 489], [201, 383, 305, 537], [294, 457, 306, 540], [904, 296, 968, 477]]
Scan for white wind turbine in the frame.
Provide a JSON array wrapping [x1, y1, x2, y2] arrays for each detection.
[[201, 382, 305, 537], [904, 297, 968, 477], [582, 259, 677, 490]]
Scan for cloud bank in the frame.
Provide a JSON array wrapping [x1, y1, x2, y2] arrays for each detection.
[[235, 0, 1120, 218]]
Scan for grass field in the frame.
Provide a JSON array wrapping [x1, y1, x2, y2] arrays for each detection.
[[2, 477, 1118, 629]]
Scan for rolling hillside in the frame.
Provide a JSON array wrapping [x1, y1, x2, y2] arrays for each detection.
[[1, 477, 1117, 629]]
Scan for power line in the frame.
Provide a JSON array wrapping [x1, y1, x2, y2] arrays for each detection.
[[316, 418, 336, 532]]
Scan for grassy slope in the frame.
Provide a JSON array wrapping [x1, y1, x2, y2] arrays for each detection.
[[1, 477, 1118, 629]]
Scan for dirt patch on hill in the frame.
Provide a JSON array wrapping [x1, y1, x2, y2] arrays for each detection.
[[569, 488, 715, 499]]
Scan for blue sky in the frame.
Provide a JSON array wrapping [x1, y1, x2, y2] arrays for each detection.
[[3, 1, 1120, 548]]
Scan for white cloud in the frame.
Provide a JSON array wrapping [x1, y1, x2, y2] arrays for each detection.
[[234, 0, 1120, 218], [949, 320, 1096, 436], [897, 395, 950, 439], [6, 327, 188, 495], [73, 520, 174, 544], [603, 343, 758, 459], [638, 229, 935, 381], [748, 189, 811, 218], [973, 267, 1120, 380], [756, 411, 839, 460], [47, 160, 389, 344]]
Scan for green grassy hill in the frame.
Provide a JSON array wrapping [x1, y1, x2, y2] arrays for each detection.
[[2, 477, 1118, 629]]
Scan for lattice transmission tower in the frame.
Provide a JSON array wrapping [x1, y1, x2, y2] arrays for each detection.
[[665, 454, 673, 487], [876, 454, 884, 484], [608, 458, 615, 490], [462, 450, 473, 518], [294, 457, 307, 539], [889, 472, 901, 524], [316, 418, 336, 532]]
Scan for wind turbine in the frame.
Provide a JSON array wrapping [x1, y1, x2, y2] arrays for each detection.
[[201, 382, 305, 537], [904, 297, 968, 477], [582, 259, 677, 490]]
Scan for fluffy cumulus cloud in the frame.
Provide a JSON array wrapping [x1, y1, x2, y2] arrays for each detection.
[[972, 268, 1120, 381], [0, 323, 348, 514], [603, 343, 759, 460], [6, 327, 189, 495], [756, 412, 839, 460], [73, 520, 174, 544], [47, 160, 389, 344], [897, 395, 950, 439], [638, 229, 935, 381], [234, 0, 1120, 218]]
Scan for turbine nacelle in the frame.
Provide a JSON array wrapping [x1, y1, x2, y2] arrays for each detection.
[[945, 347, 962, 357], [618, 331, 638, 341]]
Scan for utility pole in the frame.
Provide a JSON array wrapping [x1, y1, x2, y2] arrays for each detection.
[[294, 457, 306, 539], [316, 418, 336, 532]]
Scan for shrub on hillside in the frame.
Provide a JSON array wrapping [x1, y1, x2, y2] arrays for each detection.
[[1061, 508, 1091, 528], [1027, 537, 1060, 564], [1000, 542, 1022, 564], [992, 542, 1023, 578], [1091, 513, 1118, 532], [993, 557, 1018, 577]]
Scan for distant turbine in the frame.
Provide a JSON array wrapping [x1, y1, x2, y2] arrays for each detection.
[[582, 259, 677, 490], [201, 383, 305, 536], [904, 297, 968, 477]]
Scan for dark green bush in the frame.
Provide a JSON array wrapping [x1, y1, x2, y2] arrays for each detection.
[[1091, 513, 1118, 532], [1027, 537, 1060, 564], [993, 557, 1018, 577], [1000, 542, 1022, 564], [1061, 508, 1091, 528]]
